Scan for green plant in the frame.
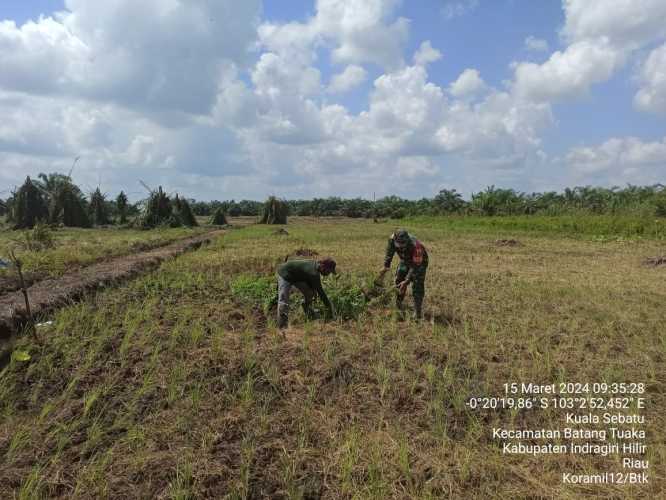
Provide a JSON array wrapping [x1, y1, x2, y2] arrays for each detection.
[[324, 276, 368, 320], [14, 222, 56, 251], [230, 275, 277, 312]]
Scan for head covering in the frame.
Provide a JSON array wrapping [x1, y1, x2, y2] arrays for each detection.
[[393, 229, 410, 247], [319, 257, 337, 274]]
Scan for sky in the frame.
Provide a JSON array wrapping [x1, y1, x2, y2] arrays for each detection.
[[0, 0, 665, 201]]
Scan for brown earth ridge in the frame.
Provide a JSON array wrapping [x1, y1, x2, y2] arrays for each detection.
[[0, 230, 225, 342]]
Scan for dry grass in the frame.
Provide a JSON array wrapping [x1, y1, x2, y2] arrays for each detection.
[[0, 218, 664, 498]]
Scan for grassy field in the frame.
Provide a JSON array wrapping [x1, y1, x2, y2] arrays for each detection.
[[0, 217, 664, 498], [0, 225, 211, 290]]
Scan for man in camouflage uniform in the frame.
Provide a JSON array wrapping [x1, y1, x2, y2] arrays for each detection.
[[381, 229, 428, 320]]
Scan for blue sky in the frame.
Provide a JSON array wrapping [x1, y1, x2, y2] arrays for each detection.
[[0, 0, 664, 200]]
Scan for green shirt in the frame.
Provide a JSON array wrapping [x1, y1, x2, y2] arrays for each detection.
[[277, 260, 333, 311]]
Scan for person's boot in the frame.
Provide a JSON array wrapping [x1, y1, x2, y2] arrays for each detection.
[[413, 298, 423, 322], [395, 292, 406, 321]]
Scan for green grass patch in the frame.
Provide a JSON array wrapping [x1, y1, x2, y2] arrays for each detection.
[[406, 214, 666, 239]]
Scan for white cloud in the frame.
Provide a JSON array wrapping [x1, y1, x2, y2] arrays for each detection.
[[524, 36, 549, 52], [0, 1, 261, 115], [561, 0, 666, 48], [512, 0, 666, 103], [566, 136, 666, 185], [2, 0, 664, 201], [441, 0, 479, 20], [397, 156, 438, 178], [449, 68, 487, 99], [634, 43, 666, 115], [512, 39, 623, 101], [328, 65, 367, 93], [413, 41, 442, 66], [259, 0, 409, 71]]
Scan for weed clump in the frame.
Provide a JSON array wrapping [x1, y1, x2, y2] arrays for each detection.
[[325, 277, 368, 320], [230, 274, 369, 321], [13, 223, 56, 251], [230, 275, 277, 313]]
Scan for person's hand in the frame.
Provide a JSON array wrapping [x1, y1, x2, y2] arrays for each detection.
[[397, 280, 409, 294]]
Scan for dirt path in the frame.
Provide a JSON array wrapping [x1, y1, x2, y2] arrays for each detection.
[[0, 230, 225, 341]]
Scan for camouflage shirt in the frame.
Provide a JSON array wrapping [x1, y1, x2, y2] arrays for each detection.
[[384, 232, 428, 282]]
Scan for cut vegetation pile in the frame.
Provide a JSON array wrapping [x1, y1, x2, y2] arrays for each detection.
[[139, 187, 198, 229], [9, 177, 49, 230], [89, 188, 111, 226], [259, 196, 288, 224], [209, 207, 228, 226]]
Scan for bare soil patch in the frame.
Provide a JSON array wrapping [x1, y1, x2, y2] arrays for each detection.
[[643, 256, 666, 267], [494, 239, 521, 247], [0, 230, 225, 341], [0, 271, 47, 296]]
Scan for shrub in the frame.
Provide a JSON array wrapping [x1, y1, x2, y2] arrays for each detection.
[[15, 222, 56, 252]]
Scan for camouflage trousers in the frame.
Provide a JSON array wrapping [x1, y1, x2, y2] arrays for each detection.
[[277, 275, 315, 329], [395, 263, 427, 319]]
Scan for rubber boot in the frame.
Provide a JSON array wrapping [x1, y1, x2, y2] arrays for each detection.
[[395, 292, 406, 321], [413, 296, 423, 322]]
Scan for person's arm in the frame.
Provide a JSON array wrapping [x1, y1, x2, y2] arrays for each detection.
[[383, 237, 396, 269], [405, 243, 427, 283], [311, 274, 335, 318]]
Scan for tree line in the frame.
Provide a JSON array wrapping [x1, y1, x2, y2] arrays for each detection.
[[194, 185, 666, 219], [2, 173, 665, 230]]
